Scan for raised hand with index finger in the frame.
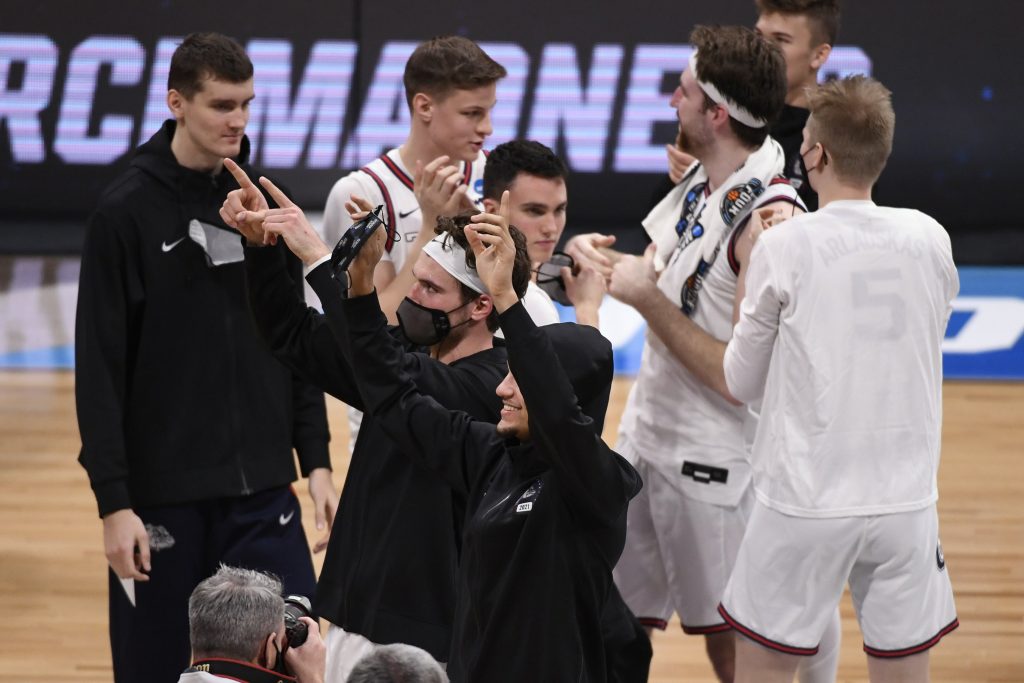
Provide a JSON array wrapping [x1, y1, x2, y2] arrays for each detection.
[[220, 158, 272, 245], [257, 176, 332, 267], [466, 190, 519, 312]]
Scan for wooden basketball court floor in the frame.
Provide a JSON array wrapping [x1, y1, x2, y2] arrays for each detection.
[[0, 371, 1020, 681]]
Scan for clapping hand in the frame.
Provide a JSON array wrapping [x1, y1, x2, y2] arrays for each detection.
[[414, 155, 474, 221], [608, 243, 659, 310], [666, 143, 696, 184]]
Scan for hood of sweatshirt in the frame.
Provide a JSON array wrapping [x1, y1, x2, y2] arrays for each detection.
[[541, 322, 614, 435], [131, 119, 252, 197]]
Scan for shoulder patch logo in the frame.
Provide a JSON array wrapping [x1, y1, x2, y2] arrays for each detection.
[[720, 178, 765, 226]]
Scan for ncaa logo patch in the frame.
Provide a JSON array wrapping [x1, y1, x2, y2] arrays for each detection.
[[474, 178, 484, 194], [936, 539, 946, 571], [720, 178, 765, 226]]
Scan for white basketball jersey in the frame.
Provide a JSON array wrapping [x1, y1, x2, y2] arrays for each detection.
[[322, 148, 487, 272], [620, 178, 801, 507]]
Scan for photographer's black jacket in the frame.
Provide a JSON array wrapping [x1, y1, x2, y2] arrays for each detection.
[[343, 292, 642, 682], [243, 247, 507, 659], [76, 121, 330, 517]]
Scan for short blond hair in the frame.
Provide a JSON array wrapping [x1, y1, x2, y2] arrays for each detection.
[[805, 75, 894, 187]]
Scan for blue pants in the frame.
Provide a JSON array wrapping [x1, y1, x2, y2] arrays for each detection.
[[108, 486, 317, 683]]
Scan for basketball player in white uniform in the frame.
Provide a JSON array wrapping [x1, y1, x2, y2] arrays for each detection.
[[720, 76, 958, 683], [320, 36, 505, 450], [571, 26, 838, 682], [322, 36, 506, 324], [481, 140, 605, 329]]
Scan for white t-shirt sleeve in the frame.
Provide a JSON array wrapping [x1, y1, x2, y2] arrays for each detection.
[[521, 281, 562, 326], [936, 223, 960, 316], [494, 282, 560, 339], [724, 236, 784, 404]]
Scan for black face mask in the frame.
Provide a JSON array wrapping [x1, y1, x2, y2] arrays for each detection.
[[396, 297, 474, 346], [535, 252, 575, 306]]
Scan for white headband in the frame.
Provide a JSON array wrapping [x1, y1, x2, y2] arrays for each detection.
[[422, 234, 488, 295], [689, 51, 768, 129]]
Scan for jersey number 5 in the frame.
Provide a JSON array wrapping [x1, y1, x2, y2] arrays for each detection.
[[851, 269, 906, 340]]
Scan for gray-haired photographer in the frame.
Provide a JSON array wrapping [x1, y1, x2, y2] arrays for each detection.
[[179, 565, 325, 683]]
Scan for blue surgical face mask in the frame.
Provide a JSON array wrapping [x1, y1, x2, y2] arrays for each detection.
[[396, 296, 474, 346]]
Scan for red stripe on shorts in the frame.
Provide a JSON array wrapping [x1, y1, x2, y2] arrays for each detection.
[[638, 617, 668, 631], [682, 621, 733, 635], [863, 618, 960, 658], [717, 604, 819, 656]]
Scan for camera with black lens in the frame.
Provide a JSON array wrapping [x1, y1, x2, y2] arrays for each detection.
[[283, 594, 312, 648]]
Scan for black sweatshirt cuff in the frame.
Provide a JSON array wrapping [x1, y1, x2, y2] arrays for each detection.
[[340, 289, 388, 331], [243, 242, 284, 266], [497, 300, 533, 340], [295, 439, 332, 475], [304, 259, 334, 290], [93, 480, 133, 518]]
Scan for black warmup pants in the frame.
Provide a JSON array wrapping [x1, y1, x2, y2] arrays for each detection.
[[108, 486, 317, 683]]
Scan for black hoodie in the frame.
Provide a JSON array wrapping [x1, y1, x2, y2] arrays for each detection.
[[343, 291, 642, 682], [76, 120, 330, 516]]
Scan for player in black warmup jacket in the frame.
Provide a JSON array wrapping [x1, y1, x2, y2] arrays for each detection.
[[331, 193, 642, 682]]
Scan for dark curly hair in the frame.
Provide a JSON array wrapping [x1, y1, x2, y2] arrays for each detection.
[[434, 214, 532, 332], [690, 25, 787, 148]]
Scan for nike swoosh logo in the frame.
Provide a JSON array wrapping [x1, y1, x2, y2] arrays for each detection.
[[398, 207, 420, 219], [161, 237, 186, 252], [279, 510, 295, 526]]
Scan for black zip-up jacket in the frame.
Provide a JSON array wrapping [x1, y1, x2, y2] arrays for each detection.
[[343, 292, 643, 682], [76, 120, 330, 517], [243, 246, 506, 659]]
